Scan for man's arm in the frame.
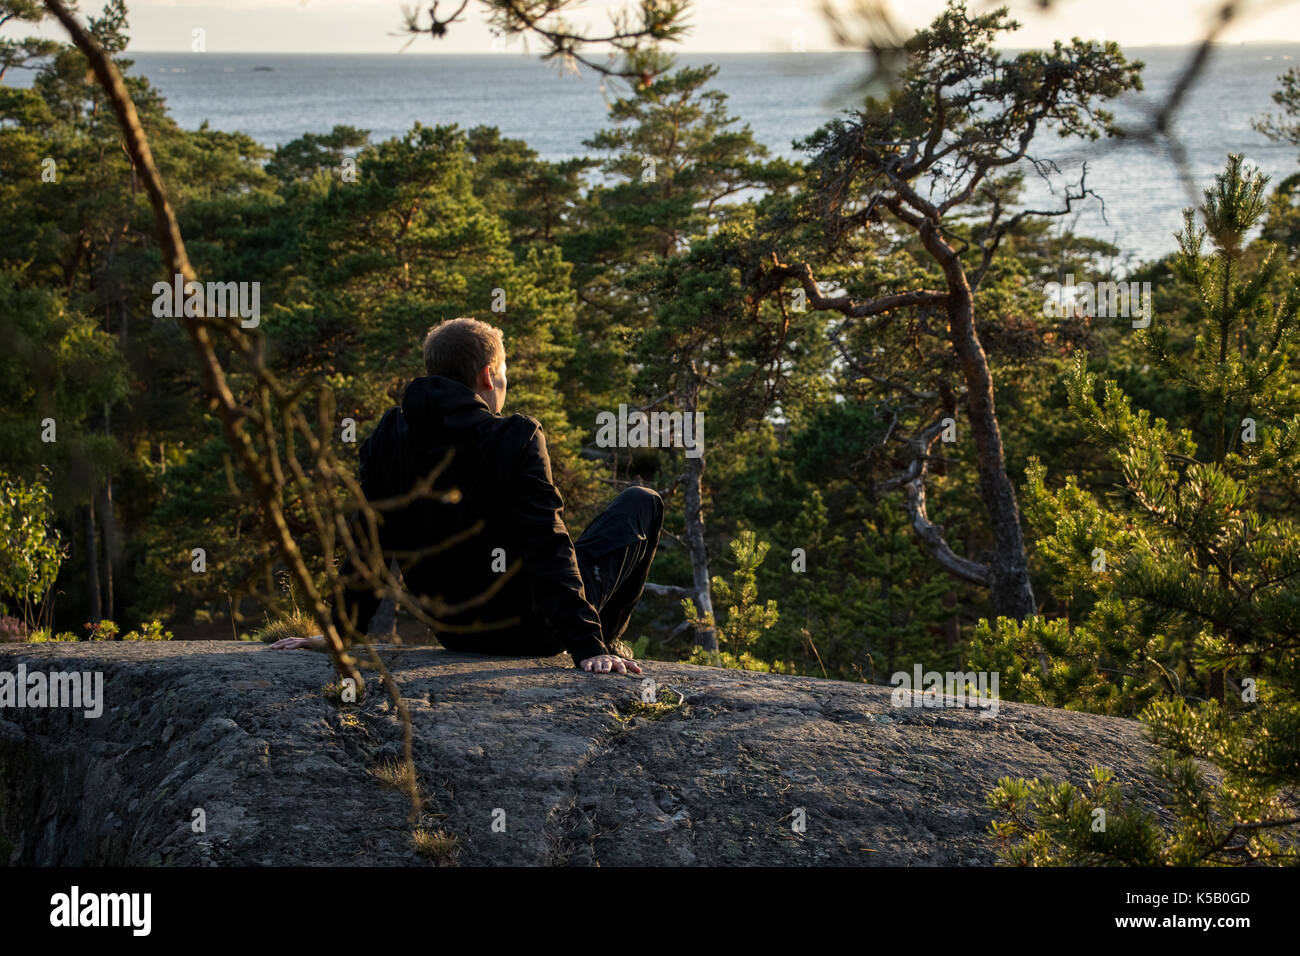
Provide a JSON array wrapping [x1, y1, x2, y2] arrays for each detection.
[[508, 420, 613, 668], [329, 509, 384, 639], [329, 419, 390, 639], [316, 413, 406, 643]]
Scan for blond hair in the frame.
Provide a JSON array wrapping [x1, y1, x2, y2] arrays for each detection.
[[422, 317, 505, 389]]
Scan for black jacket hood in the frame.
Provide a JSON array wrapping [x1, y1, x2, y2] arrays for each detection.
[[401, 375, 496, 437]]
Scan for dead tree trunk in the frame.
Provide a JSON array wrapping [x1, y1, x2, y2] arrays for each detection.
[[679, 374, 717, 651], [84, 501, 101, 623], [97, 402, 120, 621], [95, 481, 118, 621], [682, 444, 718, 652]]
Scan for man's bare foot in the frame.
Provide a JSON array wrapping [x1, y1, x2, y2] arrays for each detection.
[[268, 634, 327, 651], [579, 654, 641, 675]]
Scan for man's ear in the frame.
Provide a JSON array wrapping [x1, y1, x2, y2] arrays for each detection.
[[477, 363, 494, 390]]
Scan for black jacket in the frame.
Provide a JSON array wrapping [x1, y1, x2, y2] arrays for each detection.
[[330, 375, 608, 665]]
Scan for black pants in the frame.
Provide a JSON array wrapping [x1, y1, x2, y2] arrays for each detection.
[[573, 486, 665, 648], [436, 486, 664, 657]]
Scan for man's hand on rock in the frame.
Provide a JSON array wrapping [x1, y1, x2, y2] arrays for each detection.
[[579, 653, 641, 675], [268, 634, 327, 651]]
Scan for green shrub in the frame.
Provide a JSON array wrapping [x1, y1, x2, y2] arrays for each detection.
[[122, 620, 173, 641], [0, 471, 63, 630], [686, 646, 796, 673], [25, 629, 77, 643], [84, 620, 119, 641]]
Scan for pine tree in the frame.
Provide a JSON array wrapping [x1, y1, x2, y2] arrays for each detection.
[[572, 59, 797, 650], [684, 529, 782, 671], [764, 0, 1141, 622], [981, 155, 1300, 864]]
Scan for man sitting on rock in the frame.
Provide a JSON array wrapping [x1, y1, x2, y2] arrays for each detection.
[[271, 317, 660, 675]]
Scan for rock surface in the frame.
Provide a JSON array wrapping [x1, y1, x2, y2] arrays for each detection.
[[0, 642, 1166, 866]]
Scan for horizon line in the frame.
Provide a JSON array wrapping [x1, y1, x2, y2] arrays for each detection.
[[120, 40, 1300, 54]]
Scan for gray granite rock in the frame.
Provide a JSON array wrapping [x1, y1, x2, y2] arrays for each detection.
[[0, 642, 1164, 866]]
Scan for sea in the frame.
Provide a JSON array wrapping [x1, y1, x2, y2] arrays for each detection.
[[11, 45, 1300, 265]]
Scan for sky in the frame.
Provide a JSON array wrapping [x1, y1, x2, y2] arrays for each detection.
[[5, 0, 1300, 54]]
